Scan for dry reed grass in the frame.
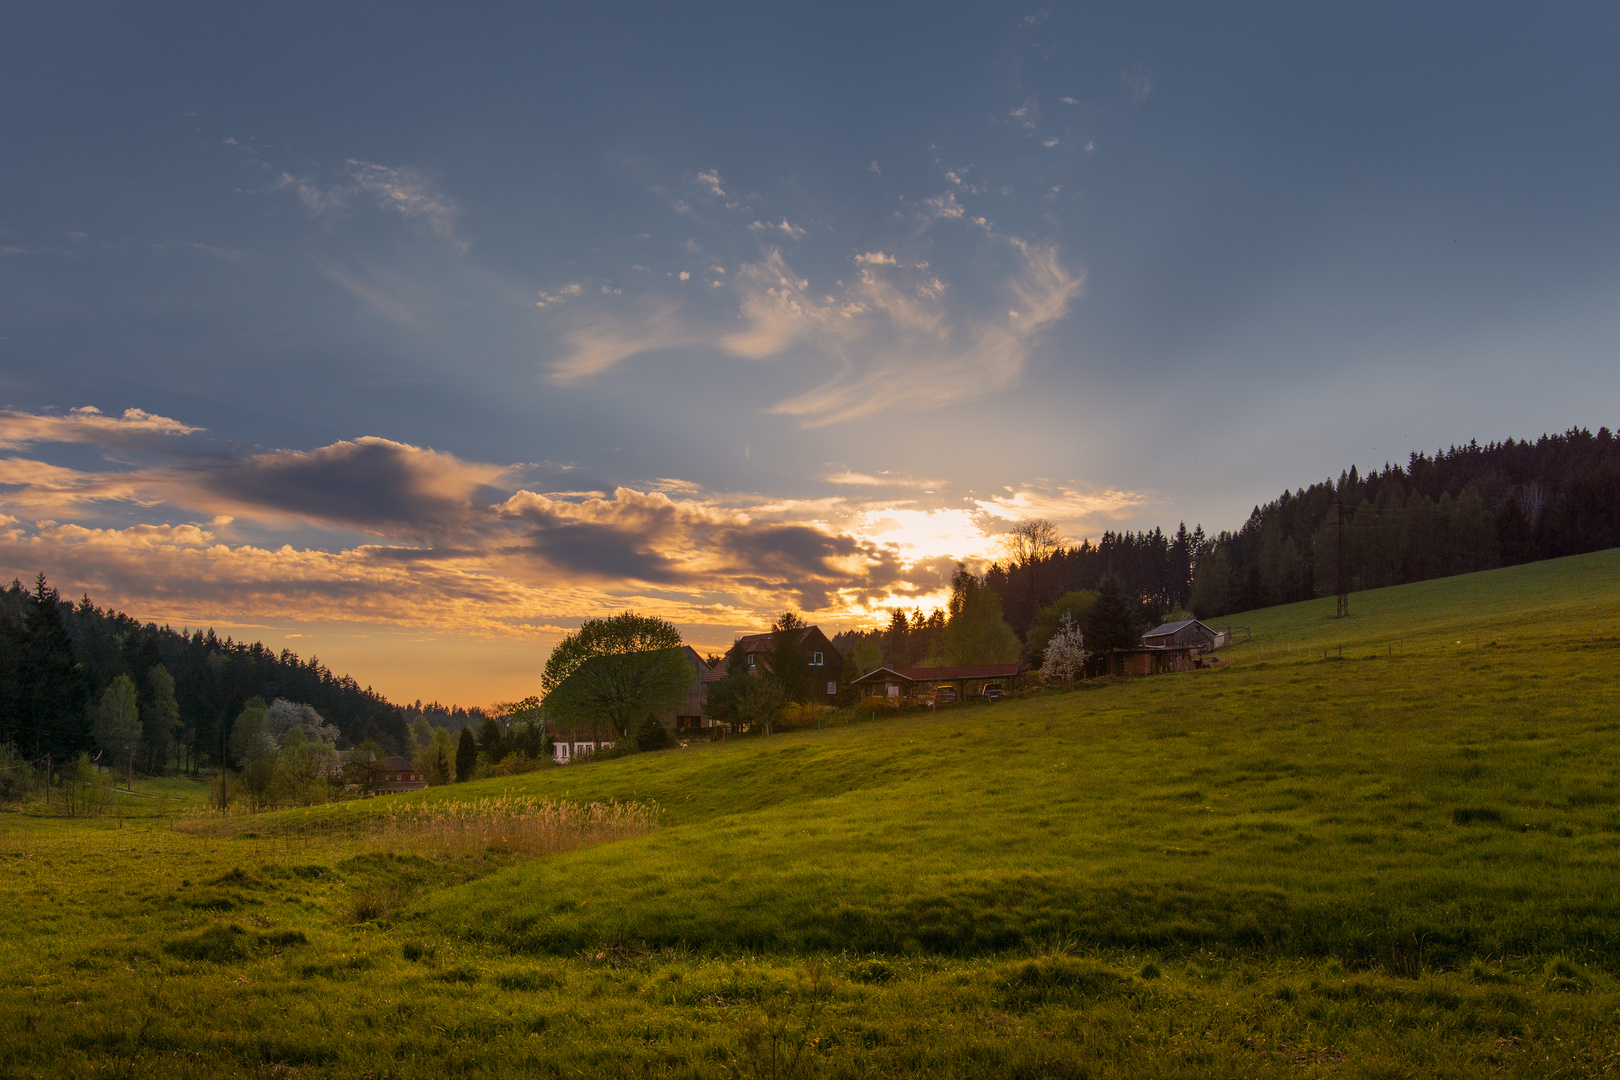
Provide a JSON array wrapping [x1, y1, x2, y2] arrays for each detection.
[[175, 794, 658, 859]]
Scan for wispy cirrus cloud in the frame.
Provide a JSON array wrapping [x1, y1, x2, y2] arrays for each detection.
[[550, 301, 704, 383], [275, 159, 466, 249], [346, 160, 465, 248], [544, 178, 1083, 424], [765, 237, 1083, 425]]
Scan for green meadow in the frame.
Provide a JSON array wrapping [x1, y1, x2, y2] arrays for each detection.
[[4, 550, 1620, 1077]]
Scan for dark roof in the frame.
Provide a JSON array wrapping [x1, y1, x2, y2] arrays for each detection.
[[733, 626, 820, 652], [851, 663, 1025, 683], [1143, 619, 1209, 638], [382, 755, 414, 771]]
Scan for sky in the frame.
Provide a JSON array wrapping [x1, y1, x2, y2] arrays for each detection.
[[4, 2, 1619, 705]]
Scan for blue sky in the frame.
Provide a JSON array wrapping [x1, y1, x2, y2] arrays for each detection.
[[4, 2, 1618, 701]]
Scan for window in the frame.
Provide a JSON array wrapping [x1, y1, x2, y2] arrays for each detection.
[[811, 651, 824, 666], [827, 681, 838, 695], [747, 654, 756, 668]]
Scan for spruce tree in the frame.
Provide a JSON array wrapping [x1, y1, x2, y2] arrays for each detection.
[[1085, 573, 1141, 663], [455, 726, 477, 782], [477, 714, 506, 764], [23, 574, 88, 759]]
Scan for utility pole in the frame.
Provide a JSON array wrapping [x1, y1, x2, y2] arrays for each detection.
[[1335, 499, 1349, 619]]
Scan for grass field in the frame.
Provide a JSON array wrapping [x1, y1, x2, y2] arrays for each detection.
[[4, 551, 1620, 1077]]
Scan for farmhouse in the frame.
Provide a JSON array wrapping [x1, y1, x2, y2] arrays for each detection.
[[380, 755, 427, 793], [730, 625, 844, 703], [849, 663, 1027, 705]]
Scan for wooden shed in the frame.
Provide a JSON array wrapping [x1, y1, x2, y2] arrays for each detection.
[[1141, 618, 1223, 651]]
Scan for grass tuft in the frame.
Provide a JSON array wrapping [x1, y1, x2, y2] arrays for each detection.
[[163, 924, 247, 963]]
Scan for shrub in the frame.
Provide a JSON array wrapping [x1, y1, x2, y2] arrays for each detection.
[[636, 715, 672, 751]]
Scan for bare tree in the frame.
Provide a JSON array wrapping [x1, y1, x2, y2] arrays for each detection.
[[1001, 519, 1062, 567], [1001, 519, 1063, 632]]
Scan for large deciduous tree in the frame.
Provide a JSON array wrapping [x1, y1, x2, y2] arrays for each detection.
[[541, 614, 695, 737], [542, 613, 684, 694]]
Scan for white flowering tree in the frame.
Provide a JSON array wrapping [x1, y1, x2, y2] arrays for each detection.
[[264, 699, 343, 779], [1041, 613, 1090, 688]]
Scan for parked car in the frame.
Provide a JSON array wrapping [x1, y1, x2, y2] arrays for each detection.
[[982, 685, 1005, 701]]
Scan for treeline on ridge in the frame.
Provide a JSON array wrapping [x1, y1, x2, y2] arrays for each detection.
[[1188, 427, 1620, 617], [847, 426, 1620, 666], [0, 576, 425, 767]]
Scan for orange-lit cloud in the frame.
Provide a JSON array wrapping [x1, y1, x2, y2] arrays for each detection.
[[0, 407, 1148, 700]]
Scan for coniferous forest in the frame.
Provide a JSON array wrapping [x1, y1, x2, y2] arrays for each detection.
[[0, 576, 410, 769], [973, 426, 1620, 640]]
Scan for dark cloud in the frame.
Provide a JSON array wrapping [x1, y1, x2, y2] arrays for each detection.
[[516, 520, 687, 584], [193, 437, 504, 538]]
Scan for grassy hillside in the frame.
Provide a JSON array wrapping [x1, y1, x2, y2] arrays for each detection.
[[3, 549, 1619, 1078], [411, 549, 1620, 965]]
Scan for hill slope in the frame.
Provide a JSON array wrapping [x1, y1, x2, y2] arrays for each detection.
[[412, 549, 1620, 966]]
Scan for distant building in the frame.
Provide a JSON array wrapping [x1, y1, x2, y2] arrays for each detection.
[[380, 755, 427, 793], [1141, 619, 1225, 651], [848, 663, 1027, 705]]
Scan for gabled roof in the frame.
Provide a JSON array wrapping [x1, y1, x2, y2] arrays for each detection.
[[382, 755, 414, 771], [1143, 618, 1211, 638], [850, 663, 1025, 683], [733, 626, 823, 653]]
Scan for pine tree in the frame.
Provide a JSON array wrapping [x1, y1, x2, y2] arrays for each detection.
[[455, 727, 477, 782]]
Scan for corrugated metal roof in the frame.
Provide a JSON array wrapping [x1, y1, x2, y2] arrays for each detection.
[[1143, 619, 1203, 638]]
